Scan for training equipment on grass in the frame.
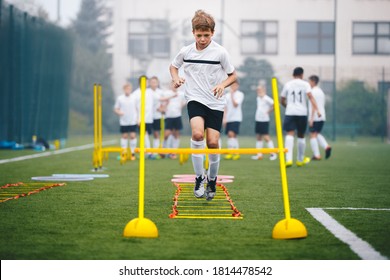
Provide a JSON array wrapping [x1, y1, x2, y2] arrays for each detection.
[[31, 176, 94, 181], [121, 76, 307, 239], [52, 174, 109, 178], [171, 177, 233, 183], [0, 182, 66, 203], [169, 176, 242, 219], [270, 77, 307, 239], [123, 76, 158, 238]]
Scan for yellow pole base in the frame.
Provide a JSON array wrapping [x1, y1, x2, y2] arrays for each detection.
[[272, 218, 308, 239], [123, 218, 158, 238]]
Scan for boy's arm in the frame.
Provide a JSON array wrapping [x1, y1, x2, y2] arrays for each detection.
[[308, 93, 321, 118], [212, 71, 237, 98], [169, 65, 185, 88]]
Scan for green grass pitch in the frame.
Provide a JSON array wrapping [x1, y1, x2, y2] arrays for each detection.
[[0, 136, 389, 260]]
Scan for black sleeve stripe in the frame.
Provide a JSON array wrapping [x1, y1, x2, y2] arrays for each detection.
[[183, 59, 221, 65]]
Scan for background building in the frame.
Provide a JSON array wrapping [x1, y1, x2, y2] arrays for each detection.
[[110, 0, 390, 95]]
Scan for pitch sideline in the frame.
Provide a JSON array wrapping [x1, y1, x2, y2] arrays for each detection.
[[306, 207, 389, 260], [0, 140, 117, 165]]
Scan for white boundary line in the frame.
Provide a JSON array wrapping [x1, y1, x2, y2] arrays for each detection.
[[0, 140, 117, 165], [306, 207, 388, 260]]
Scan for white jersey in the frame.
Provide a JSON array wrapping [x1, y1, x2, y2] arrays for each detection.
[[114, 94, 138, 126], [255, 95, 274, 122], [164, 90, 185, 118], [281, 79, 312, 116], [133, 87, 154, 124], [151, 88, 164, 120], [171, 40, 235, 112], [309, 86, 326, 121], [225, 90, 244, 122]]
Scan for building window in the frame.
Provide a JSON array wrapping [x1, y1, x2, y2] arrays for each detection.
[[353, 22, 390, 55], [297, 21, 335, 54], [128, 19, 170, 58], [241, 21, 278, 55]]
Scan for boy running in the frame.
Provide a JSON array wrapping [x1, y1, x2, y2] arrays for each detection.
[[169, 10, 237, 200]]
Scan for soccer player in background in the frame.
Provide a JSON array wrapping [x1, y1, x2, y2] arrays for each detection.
[[150, 76, 164, 159], [169, 10, 237, 200], [281, 67, 321, 167], [308, 75, 332, 160], [252, 80, 277, 161], [163, 83, 186, 159], [223, 81, 244, 160], [114, 83, 138, 161]]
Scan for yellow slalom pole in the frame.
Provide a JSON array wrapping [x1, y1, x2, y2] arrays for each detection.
[[134, 147, 284, 154], [123, 76, 158, 238], [92, 84, 98, 171], [98, 84, 103, 169], [271, 77, 307, 239]]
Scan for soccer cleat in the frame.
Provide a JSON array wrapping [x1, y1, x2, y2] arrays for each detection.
[[296, 157, 311, 167], [193, 175, 205, 198], [285, 160, 293, 168], [232, 154, 240, 160], [251, 155, 263, 160], [311, 156, 321, 161], [224, 154, 233, 160], [269, 154, 277, 161], [130, 154, 136, 161], [205, 177, 217, 201], [325, 147, 332, 159]]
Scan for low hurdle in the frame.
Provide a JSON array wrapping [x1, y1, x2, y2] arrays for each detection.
[[122, 76, 308, 240]]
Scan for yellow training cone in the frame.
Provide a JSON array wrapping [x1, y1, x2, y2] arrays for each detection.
[[123, 218, 158, 238], [272, 218, 307, 239]]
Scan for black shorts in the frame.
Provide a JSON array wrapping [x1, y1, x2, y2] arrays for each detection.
[[255, 121, 269, 135], [165, 117, 183, 130], [283, 115, 307, 135], [225, 122, 240, 135], [141, 123, 153, 135], [187, 101, 224, 132], [120, 125, 137, 134], [309, 121, 325, 133], [153, 119, 161, 131]]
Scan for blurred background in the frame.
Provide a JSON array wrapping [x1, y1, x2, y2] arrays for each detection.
[[1, 0, 389, 147]]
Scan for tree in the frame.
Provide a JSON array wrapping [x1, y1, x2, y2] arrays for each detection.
[[336, 81, 383, 136], [237, 58, 276, 135], [68, 0, 116, 134]]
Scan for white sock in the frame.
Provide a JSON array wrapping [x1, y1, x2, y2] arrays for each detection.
[[227, 138, 235, 149], [208, 153, 220, 180], [129, 138, 137, 154], [317, 134, 329, 149], [144, 134, 151, 149], [234, 138, 239, 149], [191, 139, 205, 177], [256, 141, 263, 157], [267, 140, 275, 156], [297, 138, 306, 162], [310, 138, 320, 158], [173, 137, 180, 148], [120, 138, 128, 150], [153, 138, 160, 148], [285, 135, 294, 162]]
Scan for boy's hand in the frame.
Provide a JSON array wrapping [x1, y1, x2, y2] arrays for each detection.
[[172, 78, 185, 88], [212, 85, 224, 98]]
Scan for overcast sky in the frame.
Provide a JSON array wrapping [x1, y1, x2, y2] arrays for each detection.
[[35, 0, 81, 26]]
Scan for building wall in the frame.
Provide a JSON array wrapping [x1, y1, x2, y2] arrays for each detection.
[[111, 0, 390, 95]]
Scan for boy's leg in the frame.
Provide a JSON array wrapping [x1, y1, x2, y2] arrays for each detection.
[[205, 128, 220, 201], [310, 133, 321, 159], [190, 116, 206, 198]]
